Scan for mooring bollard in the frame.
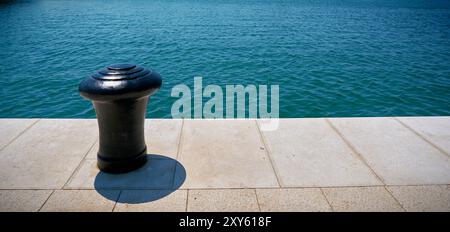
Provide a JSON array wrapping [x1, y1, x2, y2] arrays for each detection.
[[79, 64, 162, 173]]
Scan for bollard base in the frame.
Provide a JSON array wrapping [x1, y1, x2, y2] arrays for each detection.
[[97, 148, 147, 174]]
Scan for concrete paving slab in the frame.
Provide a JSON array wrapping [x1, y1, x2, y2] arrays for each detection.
[[145, 119, 183, 159], [65, 156, 177, 190], [387, 185, 450, 212], [0, 119, 97, 189], [0, 119, 37, 150], [0, 117, 449, 212], [256, 188, 331, 212], [85, 141, 99, 159], [322, 187, 404, 212], [187, 189, 259, 212], [259, 119, 381, 187], [329, 118, 450, 185], [40, 190, 119, 212], [114, 190, 187, 212], [177, 120, 278, 189], [0, 190, 52, 212], [396, 117, 450, 156]]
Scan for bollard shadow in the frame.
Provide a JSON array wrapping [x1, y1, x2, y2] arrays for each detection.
[[94, 154, 186, 204]]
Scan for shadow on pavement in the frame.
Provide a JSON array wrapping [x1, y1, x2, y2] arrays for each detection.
[[94, 154, 186, 204]]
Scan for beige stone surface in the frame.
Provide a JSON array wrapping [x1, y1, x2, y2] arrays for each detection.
[[86, 119, 182, 159], [40, 190, 118, 212], [256, 188, 331, 212], [187, 189, 259, 212], [396, 117, 450, 155], [177, 120, 278, 189], [85, 141, 99, 159], [0, 119, 37, 150], [65, 156, 177, 190], [114, 190, 187, 212], [259, 119, 381, 187], [0, 190, 52, 212], [322, 187, 404, 212], [0, 119, 97, 189], [387, 185, 450, 212], [0, 117, 449, 212], [329, 118, 450, 185], [145, 119, 182, 159]]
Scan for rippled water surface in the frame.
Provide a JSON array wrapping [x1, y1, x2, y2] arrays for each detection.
[[1, 0, 449, 118]]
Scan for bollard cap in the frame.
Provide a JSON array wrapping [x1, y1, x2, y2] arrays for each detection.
[[79, 63, 162, 101]]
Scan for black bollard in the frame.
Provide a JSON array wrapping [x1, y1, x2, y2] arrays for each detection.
[[79, 64, 162, 173]]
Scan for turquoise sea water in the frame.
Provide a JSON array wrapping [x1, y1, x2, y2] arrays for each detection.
[[0, 0, 449, 118]]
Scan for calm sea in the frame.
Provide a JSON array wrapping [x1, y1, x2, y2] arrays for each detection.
[[1, 0, 449, 118]]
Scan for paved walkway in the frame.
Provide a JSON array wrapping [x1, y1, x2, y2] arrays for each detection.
[[0, 117, 449, 212]]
